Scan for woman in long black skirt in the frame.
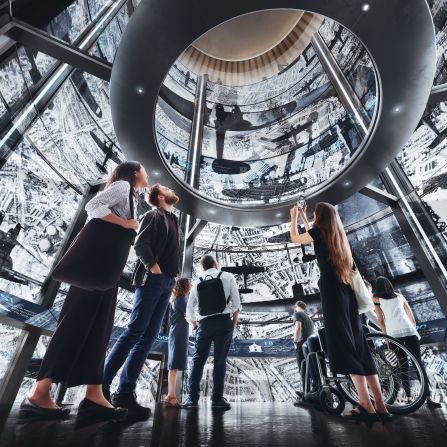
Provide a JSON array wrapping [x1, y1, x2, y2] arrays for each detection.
[[21, 161, 148, 421], [166, 278, 192, 407], [290, 202, 391, 422]]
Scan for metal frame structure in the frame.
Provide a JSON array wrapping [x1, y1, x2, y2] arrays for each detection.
[[0, 0, 123, 168], [1, 18, 112, 81]]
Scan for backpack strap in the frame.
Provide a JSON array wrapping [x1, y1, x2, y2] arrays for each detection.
[[217, 272, 231, 304], [199, 277, 203, 282]]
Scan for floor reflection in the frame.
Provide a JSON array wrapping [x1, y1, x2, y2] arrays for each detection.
[[0, 402, 445, 447]]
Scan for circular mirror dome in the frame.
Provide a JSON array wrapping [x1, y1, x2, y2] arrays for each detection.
[[155, 11, 377, 209]]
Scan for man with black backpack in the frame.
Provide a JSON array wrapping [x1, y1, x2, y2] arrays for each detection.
[[183, 255, 241, 410]]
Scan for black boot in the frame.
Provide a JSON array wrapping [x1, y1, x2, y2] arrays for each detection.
[[112, 392, 151, 419]]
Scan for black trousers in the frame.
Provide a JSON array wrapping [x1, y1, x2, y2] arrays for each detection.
[[396, 335, 431, 398], [188, 314, 233, 402], [37, 285, 118, 387], [296, 341, 305, 376]]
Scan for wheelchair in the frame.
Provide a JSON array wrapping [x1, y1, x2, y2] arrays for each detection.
[[296, 323, 429, 415]]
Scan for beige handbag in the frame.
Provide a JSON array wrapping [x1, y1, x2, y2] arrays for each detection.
[[349, 265, 375, 314]]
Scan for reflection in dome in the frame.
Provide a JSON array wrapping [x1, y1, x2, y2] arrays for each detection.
[[155, 15, 377, 208]]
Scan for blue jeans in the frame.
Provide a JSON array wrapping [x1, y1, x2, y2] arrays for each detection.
[[187, 314, 233, 402], [103, 273, 175, 393]]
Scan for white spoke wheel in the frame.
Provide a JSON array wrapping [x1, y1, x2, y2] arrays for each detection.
[[336, 333, 428, 414]]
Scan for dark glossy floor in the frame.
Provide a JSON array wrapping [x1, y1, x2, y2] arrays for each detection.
[[0, 402, 446, 447]]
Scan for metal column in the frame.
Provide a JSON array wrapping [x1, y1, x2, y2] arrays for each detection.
[[157, 74, 209, 402], [311, 32, 369, 139], [182, 73, 208, 276], [311, 31, 447, 315], [185, 74, 207, 189]]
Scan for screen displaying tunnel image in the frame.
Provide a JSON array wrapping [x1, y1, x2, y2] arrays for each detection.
[[0, 0, 447, 425]]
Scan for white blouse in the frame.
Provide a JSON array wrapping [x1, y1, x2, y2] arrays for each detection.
[[378, 294, 420, 339], [85, 180, 136, 220]]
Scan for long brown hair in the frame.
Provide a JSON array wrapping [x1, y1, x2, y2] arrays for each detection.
[[106, 161, 142, 217], [106, 161, 142, 189], [313, 202, 353, 284], [171, 277, 192, 302]]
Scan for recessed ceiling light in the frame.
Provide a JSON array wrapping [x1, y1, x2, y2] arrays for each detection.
[[276, 212, 282, 217], [136, 86, 145, 95], [362, 4, 370, 12], [394, 106, 401, 113], [343, 180, 351, 187]]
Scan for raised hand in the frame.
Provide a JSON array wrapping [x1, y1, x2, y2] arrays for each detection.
[[290, 205, 298, 221]]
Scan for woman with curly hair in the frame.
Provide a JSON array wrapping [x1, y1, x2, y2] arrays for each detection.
[[166, 277, 192, 407]]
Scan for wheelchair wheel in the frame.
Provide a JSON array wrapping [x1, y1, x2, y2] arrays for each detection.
[[336, 333, 428, 414], [319, 387, 345, 415], [336, 375, 399, 407]]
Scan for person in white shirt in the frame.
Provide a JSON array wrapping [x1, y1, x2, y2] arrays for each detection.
[[373, 276, 441, 409], [183, 255, 241, 409]]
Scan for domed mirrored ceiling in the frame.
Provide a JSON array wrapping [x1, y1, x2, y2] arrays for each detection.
[[154, 12, 377, 208]]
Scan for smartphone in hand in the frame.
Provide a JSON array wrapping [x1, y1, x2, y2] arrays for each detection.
[[297, 195, 306, 209]]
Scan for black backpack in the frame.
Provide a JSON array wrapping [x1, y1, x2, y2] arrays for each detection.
[[197, 272, 230, 316]]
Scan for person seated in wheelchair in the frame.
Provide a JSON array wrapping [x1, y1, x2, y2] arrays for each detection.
[[292, 301, 318, 393]]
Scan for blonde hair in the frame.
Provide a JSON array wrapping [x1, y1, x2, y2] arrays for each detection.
[[171, 277, 192, 302], [313, 202, 353, 284]]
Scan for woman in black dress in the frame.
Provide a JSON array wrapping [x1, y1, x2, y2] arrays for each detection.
[[166, 278, 192, 407], [22, 162, 148, 421], [290, 202, 390, 422]]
